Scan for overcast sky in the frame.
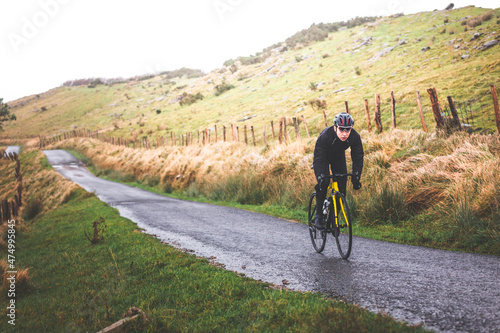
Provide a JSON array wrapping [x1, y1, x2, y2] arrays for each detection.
[[1, 0, 498, 102]]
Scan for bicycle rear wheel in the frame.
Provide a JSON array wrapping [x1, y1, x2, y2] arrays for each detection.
[[333, 193, 352, 259], [308, 192, 326, 253]]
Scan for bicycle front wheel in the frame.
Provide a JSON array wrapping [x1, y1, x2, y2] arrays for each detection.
[[333, 193, 352, 259], [308, 192, 326, 253]]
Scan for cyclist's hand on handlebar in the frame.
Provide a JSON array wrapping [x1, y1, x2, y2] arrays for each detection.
[[352, 172, 361, 190]]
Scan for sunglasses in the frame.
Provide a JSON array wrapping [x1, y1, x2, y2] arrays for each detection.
[[338, 127, 352, 133]]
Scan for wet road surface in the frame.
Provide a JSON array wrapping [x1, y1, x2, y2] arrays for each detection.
[[3, 145, 20, 156], [43, 149, 500, 333]]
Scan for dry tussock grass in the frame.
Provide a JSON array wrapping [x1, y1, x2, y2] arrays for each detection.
[[50, 130, 499, 241], [358, 130, 500, 231]]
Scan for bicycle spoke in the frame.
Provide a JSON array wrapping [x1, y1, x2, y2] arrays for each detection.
[[308, 192, 326, 253]]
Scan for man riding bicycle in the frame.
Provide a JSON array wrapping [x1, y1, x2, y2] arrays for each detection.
[[312, 112, 364, 229]]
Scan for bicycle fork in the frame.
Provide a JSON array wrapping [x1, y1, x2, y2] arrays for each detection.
[[331, 182, 349, 229]]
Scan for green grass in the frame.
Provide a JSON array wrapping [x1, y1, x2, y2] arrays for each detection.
[[0, 187, 427, 332]]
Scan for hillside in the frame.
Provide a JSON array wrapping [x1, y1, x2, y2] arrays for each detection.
[[3, 5, 500, 140]]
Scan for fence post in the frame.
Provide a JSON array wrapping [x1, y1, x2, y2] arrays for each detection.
[[251, 126, 256, 146], [447, 96, 462, 130], [293, 117, 301, 141], [223, 125, 226, 142], [345, 101, 350, 114], [279, 119, 283, 144], [426, 88, 445, 128], [244, 125, 248, 145], [271, 121, 275, 140], [364, 99, 372, 133], [263, 126, 267, 145], [322, 109, 328, 127], [302, 115, 310, 138], [283, 117, 288, 144], [391, 91, 396, 129], [214, 125, 217, 143], [416, 91, 428, 132], [374, 94, 383, 133], [491, 84, 500, 134]]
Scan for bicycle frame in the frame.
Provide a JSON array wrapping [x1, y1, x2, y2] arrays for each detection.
[[326, 177, 350, 228]]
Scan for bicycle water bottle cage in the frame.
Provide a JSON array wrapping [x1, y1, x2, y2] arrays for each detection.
[[322, 198, 330, 215]]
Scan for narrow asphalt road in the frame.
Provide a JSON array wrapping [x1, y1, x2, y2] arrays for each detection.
[[43, 149, 500, 333], [3, 145, 20, 156]]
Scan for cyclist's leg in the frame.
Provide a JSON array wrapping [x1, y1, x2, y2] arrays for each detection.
[[314, 180, 329, 217], [313, 167, 330, 220]]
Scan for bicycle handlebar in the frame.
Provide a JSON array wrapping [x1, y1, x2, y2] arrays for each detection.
[[323, 173, 356, 179]]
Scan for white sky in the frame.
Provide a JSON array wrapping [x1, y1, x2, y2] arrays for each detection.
[[1, 0, 498, 102]]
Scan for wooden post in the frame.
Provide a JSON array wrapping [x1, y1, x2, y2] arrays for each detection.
[[279, 119, 283, 144], [391, 91, 396, 129], [271, 121, 275, 140], [427, 88, 445, 129], [236, 126, 239, 142], [374, 94, 383, 133], [491, 84, 500, 134], [214, 125, 217, 143], [293, 117, 301, 141], [345, 101, 350, 114], [302, 115, 310, 138], [364, 99, 372, 133], [283, 117, 288, 144], [322, 109, 328, 127], [244, 125, 248, 145], [416, 91, 428, 132], [251, 126, 256, 146], [223, 125, 226, 142], [447, 96, 461, 130], [263, 126, 267, 145]]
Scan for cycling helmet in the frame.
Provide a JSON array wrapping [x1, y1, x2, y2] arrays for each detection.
[[333, 112, 354, 128]]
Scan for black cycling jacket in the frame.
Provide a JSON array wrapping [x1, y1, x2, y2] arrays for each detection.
[[313, 126, 364, 181]]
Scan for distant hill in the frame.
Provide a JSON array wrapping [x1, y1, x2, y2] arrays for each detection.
[[3, 5, 500, 140]]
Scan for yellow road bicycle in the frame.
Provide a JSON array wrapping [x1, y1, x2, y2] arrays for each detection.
[[308, 174, 353, 259]]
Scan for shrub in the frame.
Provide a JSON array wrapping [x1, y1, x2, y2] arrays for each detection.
[[179, 92, 204, 106], [308, 98, 327, 111], [467, 17, 482, 27], [309, 82, 318, 91], [214, 81, 235, 97], [480, 11, 494, 22]]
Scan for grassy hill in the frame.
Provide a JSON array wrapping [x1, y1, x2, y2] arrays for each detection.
[[3, 5, 500, 140]]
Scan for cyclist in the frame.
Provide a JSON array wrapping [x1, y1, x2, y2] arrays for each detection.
[[312, 112, 364, 229]]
